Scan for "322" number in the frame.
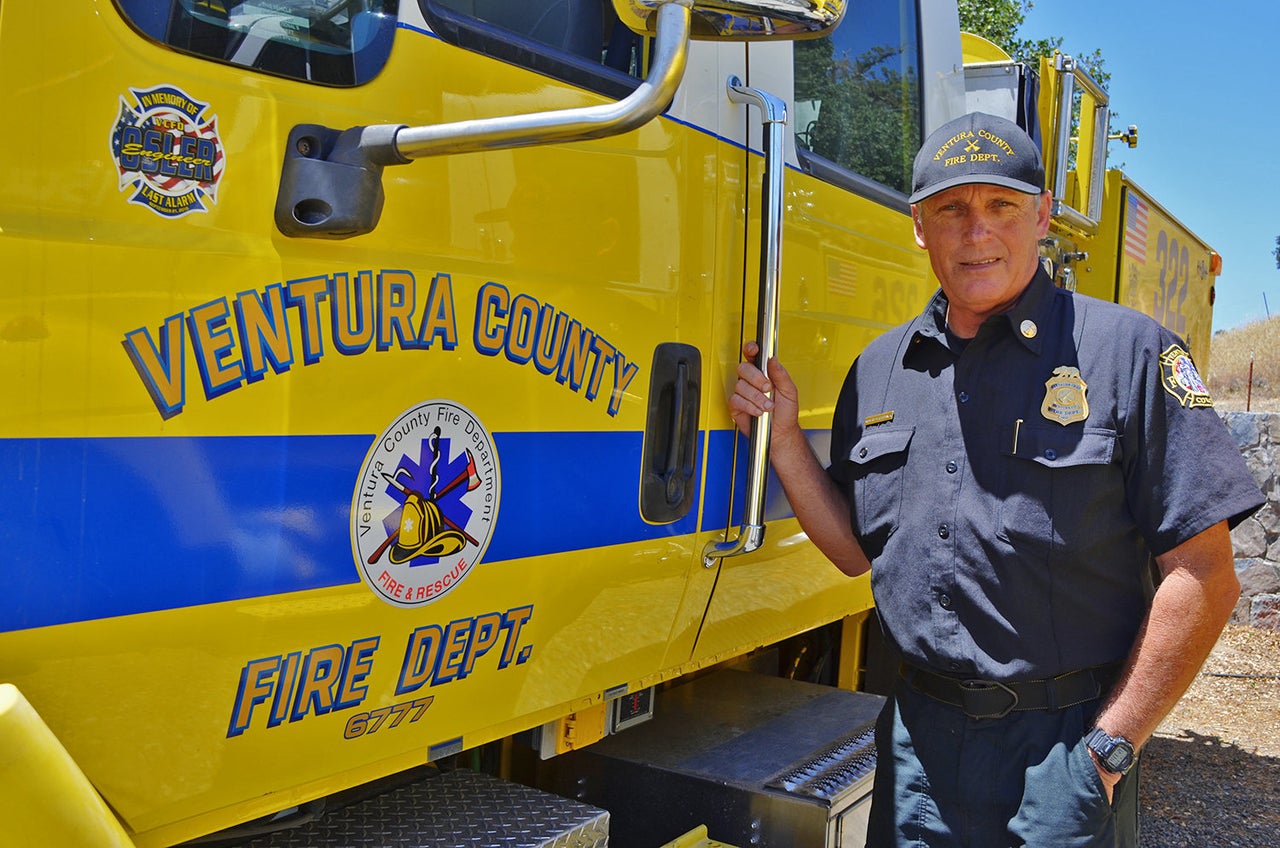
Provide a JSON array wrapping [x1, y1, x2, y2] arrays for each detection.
[[1154, 229, 1189, 337]]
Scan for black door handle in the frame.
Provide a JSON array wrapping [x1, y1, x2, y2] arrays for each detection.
[[640, 343, 701, 523]]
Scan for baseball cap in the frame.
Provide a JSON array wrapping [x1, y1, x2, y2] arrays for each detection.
[[909, 112, 1045, 204]]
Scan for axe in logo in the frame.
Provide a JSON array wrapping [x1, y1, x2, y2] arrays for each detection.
[[367, 450, 481, 565]]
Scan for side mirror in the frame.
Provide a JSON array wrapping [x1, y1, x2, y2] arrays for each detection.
[[614, 0, 845, 40]]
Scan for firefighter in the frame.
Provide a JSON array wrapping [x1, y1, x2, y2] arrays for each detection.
[[729, 112, 1264, 846]]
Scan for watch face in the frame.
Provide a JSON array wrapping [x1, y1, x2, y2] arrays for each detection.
[[1103, 744, 1133, 771]]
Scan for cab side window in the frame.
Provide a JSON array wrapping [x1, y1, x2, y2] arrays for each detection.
[[420, 0, 645, 99], [115, 0, 398, 86], [793, 0, 922, 197]]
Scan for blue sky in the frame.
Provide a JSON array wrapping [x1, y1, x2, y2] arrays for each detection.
[[1021, 1, 1278, 333]]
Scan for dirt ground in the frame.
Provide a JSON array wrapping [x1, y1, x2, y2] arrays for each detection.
[[1139, 624, 1280, 847]]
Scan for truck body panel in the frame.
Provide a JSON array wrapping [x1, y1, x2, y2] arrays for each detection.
[[1070, 172, 1218, 372]]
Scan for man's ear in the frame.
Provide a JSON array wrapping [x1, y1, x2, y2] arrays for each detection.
[[1035, 191, 1053, 237], [912, 204, 927, 250]]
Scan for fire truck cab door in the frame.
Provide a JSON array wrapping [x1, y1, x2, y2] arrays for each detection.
[[686, 14, 936, 667]]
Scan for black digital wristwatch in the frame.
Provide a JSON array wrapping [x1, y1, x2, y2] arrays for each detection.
[[1085, 727, 1136, 775]]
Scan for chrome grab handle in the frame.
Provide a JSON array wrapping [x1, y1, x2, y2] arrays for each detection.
[[1050, 54, 1108, 235], [703, 76, 787, 568]]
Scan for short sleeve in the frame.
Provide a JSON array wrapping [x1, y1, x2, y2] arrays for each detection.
[[1120, 330, 1264, 555]]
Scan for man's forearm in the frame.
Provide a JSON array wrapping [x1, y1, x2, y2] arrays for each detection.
[[1093, 521, 1240, 749]]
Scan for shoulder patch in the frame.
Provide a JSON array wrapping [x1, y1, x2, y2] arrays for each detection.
[[1159, 344, 1213, 408]]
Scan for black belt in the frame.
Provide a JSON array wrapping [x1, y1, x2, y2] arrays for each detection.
[[899, 661, 1122, 720]]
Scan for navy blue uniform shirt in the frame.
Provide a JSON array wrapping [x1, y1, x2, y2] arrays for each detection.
[[829, 269, 1264, 681]]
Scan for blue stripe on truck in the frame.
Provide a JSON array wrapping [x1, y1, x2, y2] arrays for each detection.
[[0, 431, 708, 631]]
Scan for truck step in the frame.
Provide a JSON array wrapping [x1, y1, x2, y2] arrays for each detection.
[[241, 769, 608, 847]]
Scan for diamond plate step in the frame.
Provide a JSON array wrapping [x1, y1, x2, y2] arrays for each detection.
[[242, 769, 608, 847]]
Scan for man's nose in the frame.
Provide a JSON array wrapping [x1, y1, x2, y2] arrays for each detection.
[[962, 212, 993, 241]]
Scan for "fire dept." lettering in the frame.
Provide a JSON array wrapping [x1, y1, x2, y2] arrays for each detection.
[[226, 604, 534, 738]]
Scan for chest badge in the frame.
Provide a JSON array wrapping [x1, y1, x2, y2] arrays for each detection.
[[1041, 366, 1089, 425]]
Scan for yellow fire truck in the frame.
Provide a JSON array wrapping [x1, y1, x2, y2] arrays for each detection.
[[0, 2, 1220, 846]]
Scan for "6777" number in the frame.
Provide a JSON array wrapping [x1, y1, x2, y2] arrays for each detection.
[[344, 697, 434, 740]]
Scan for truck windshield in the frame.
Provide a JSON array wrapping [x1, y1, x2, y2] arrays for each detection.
[[115, 0, 398, 86]]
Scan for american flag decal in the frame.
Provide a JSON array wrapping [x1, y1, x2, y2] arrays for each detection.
[[1124, 195, 1149, 264], [827, 256, 858, 298]]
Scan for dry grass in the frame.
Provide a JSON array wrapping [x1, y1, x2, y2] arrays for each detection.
[[1208, 315, 1280, 412]]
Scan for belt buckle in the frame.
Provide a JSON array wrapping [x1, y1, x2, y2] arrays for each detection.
[[959, 679, 1019, 719]]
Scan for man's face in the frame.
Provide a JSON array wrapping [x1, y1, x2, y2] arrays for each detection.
[[912, 184, 1052, 335]]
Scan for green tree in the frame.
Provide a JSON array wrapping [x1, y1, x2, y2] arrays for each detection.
[[958, 0, 1109, 92], [956, 0, 1027, 51]]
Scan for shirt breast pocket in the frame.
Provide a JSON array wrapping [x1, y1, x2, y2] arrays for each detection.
[[846, 426, 914, 556], [998, 425, 1119, 557]]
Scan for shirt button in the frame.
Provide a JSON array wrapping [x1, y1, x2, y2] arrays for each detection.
[[939, 593, 953, 610], [958, 391, 970, 403], [858, 447, 868, 458], [945, 460, 958, 474], [938, 524, 950, 539], [1044, 448, 1057, 461]]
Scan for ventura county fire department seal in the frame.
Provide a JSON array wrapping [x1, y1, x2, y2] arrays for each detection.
[[352, 400, 500, 607], [1159, 344, 1214, 409], [1041, 366, 1089, 425]]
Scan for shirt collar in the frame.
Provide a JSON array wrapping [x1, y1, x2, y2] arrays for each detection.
[[906, 266, 1056, 362], [998, 266, 1056, 355]]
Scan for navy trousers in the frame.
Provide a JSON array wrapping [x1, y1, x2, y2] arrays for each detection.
[[866, 680, 1139, 848]]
